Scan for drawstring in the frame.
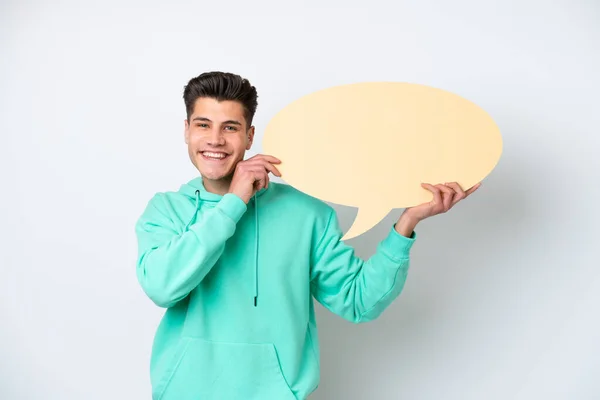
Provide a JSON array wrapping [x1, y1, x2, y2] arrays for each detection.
[[253, 193, 259, 307], [185, 190, 202, 230], [186, 188, 259, 308]]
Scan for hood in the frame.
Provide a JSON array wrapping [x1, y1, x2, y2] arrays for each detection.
[[179, 176, 269, 307], [179, 176, 271, 201]]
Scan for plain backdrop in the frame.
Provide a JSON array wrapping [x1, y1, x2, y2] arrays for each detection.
[[1, 0, 599, 399]]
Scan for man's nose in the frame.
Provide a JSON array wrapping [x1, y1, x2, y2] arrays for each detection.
[[207, 129, 225, 146]]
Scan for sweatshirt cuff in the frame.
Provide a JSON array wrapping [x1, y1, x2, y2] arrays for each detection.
[[380, 224, 416, 260], [217, 193, 248, 223]]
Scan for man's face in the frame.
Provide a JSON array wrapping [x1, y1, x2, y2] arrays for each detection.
[[185, 97, 254, 181]]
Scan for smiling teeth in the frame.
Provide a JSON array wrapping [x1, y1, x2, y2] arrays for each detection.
[[203, 152, 226, 159]]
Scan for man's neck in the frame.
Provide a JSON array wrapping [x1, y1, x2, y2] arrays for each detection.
[[201, 176, 232, 196]]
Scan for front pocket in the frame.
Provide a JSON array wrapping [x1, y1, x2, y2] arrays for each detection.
[[157, 337, 297, 400]]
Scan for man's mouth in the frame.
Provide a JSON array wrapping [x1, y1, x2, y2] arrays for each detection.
[[201, 151, 229, 160]]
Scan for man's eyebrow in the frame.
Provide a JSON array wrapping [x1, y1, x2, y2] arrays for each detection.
[[191, 117, 242, 126], [223, 120, 242, 126], [192, 117, 211, 122]]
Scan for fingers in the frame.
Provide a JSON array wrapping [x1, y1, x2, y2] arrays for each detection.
[[253, 171, 269, 191], [260, 160, 282, 177], [422, 183, 454, 213], [444, 182, 466, 206], [246, 166, 271, 191], [435, 184, 455, 211], [421, 183, 443, 210], [444, 182, 465, 198], [465, 182, 481, 196], [255, 174, 268, 191], [420, 181, 482, 217], [443, 181, 482, 207], [243, 156, 282, 177], [247, 154, 282, 165], [445, 181, 482, 198]]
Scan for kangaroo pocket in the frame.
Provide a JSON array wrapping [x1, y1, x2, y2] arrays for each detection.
[[155, 337, 297, 400]]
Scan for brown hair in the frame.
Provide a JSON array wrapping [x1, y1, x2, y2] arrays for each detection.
[[183, 71, 258, 127]]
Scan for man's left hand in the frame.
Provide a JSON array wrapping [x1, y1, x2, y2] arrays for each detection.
[[394, 181, 481, 237]]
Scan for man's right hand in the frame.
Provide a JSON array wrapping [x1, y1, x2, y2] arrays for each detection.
[[228, 155, 282, 203]]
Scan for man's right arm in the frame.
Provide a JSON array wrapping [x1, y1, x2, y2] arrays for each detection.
[[135, 193, 247, 308]]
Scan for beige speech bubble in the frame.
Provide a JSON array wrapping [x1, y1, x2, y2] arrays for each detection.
[[263, 82, 502, 240]]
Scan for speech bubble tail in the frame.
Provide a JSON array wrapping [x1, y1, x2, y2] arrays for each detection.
[[341, 207, 392, 241]]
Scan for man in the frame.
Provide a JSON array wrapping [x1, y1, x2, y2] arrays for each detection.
[[135, 71, 480, 400]]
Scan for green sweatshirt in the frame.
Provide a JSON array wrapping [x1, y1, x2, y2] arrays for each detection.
[[135, 177, 416, 400]]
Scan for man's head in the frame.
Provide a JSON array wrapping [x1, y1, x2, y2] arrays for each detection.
[[183, 71, 258, 184]]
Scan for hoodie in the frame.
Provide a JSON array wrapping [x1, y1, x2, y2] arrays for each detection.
[[135, 176, 416, 400]]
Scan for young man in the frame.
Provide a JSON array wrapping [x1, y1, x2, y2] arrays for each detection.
[[135, 71, 480, 400]]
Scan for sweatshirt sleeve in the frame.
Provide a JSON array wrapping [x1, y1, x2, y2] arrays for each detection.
[[135, 193, 247, 308], [310, 208, 416, 323]]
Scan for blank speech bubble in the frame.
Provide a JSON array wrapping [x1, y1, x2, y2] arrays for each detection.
[[263, 82, 503, 241]]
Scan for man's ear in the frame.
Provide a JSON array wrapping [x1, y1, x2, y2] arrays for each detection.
[[246, 126, 255, 150], [184, 119, 190, 144]]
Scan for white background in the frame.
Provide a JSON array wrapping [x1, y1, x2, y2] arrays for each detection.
[[2, 0, 599, 399]]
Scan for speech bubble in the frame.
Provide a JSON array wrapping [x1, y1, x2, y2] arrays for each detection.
[[263, 82, 502, 240]]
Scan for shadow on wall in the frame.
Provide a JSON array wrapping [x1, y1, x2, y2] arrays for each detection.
[[309, 146, 533, 399]]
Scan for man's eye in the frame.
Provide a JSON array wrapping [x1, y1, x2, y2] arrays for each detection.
[[196, 124, 208, 128], [225, 126, 238, 131]]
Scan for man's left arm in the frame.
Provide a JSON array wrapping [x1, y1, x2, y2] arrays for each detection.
[[309, 181, 480, 323], [309, 208, 415, 323]]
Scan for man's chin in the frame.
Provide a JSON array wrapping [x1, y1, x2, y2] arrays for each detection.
[[195, 158, 238, 182], [198, 169, 234, 182]]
